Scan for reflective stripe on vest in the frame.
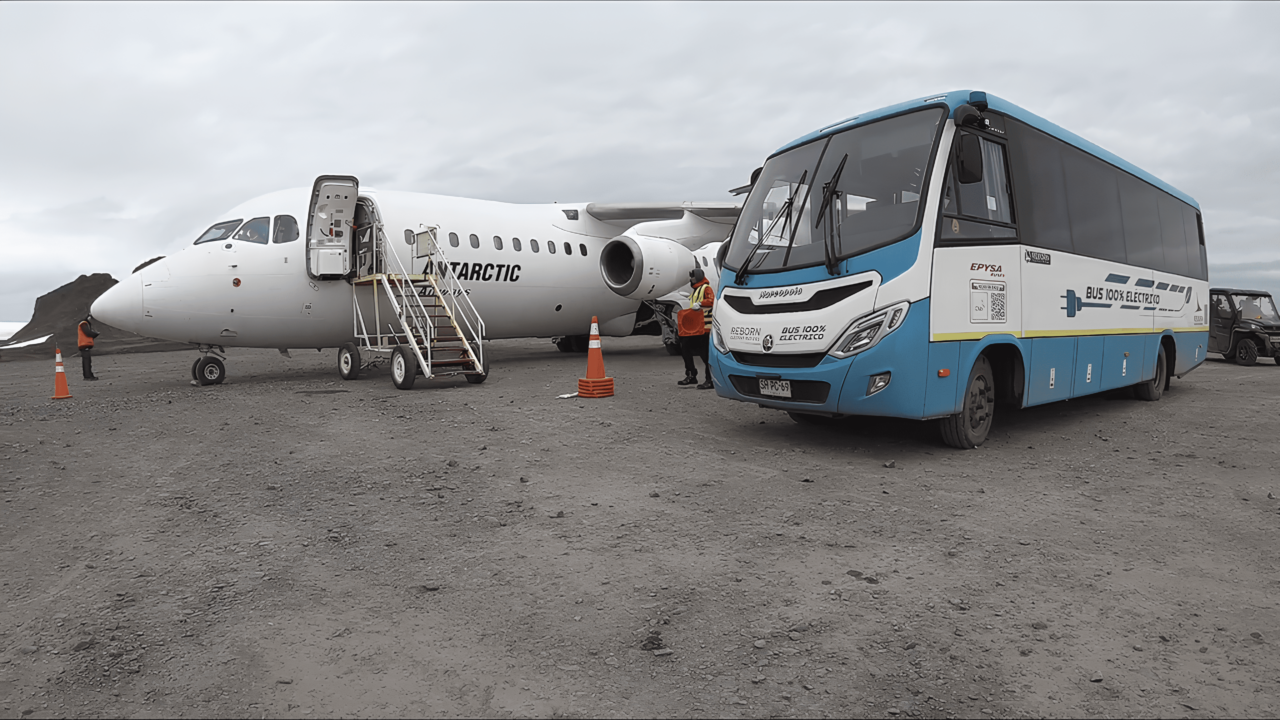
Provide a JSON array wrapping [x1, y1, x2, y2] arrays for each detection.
[[691, 284, 713, 330]]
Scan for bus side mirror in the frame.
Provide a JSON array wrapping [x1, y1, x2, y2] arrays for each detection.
[[956, 134, 984, 185], [955, 104, 983, 128]]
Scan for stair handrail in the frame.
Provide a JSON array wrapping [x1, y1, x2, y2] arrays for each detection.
[[408, 230, 486, 374], [377, 226, 436, 376]]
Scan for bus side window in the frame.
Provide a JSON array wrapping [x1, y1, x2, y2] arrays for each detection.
[[940, 133, 1017, 243], [1062, 145, 1126, 264], [955, 135, 1012, 225], [1006, 120, 1073, 253]]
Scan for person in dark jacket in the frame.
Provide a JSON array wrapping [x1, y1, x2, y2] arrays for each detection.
[[77, 316, 100, 380], [678, 268, 715, 389]]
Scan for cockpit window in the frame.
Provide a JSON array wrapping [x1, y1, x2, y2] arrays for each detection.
[[194, 219, 243, 245], [232, 217, 270, 244], [273, 215, 299, 244]]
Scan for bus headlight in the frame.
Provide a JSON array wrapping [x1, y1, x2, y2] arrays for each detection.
[[711, 317, 727, 354], [828, 301, 910, 359]]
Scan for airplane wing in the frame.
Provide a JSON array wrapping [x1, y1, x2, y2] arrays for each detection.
[[584, 202, 741, 224], [583, 203, 741, 250]]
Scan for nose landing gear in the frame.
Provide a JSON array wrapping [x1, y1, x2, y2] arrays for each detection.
[[191, 346, 227, 386]]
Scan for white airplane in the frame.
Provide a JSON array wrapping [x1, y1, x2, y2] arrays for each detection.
[[91, 175, 737, 386]]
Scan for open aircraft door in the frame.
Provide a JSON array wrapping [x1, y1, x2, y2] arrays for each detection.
[[306, 175, 359, 280]]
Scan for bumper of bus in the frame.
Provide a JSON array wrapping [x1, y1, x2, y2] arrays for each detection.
[[710, 299, 932, 419]]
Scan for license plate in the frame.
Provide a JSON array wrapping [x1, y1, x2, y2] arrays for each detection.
[[758, 379, 792, 398]]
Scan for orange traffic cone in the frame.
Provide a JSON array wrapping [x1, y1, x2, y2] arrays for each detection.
[[577, 316, 614, 399], [51, 348, 73, 400]]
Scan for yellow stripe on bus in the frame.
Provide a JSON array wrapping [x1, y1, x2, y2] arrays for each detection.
[[930, 326, 1208, 342], [1024, 327, 1158, 338]]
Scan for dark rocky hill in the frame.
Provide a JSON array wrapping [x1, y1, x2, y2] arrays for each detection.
[[0, 273, 188, 361]]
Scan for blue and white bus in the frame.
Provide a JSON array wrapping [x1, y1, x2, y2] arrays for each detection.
[[710, 90, 1209, 448]]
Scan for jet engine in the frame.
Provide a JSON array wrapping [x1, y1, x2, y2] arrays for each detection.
[[599, 234, 695, 302]]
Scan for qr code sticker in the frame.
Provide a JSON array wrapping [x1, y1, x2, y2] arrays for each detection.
[[970, 280, 1007, 324], [990, 291, 1006, 322]]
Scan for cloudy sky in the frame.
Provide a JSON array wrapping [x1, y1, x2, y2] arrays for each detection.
[[1, 1, 1277, 322]]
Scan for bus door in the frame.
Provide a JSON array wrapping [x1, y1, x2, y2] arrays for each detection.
[[306, 175, 359, 280], [932, 125, 1021, 347]]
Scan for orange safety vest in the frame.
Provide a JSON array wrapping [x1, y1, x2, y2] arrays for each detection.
[[77, 321, 95, 350]]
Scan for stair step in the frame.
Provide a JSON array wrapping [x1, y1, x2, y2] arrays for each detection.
[[362, 239, 484, 378]]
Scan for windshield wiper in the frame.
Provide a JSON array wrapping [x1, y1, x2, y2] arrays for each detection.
[[814, 153, 849, 275], [735, 170, 806, 285]]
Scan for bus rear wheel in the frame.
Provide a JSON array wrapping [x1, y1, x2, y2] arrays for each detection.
[[1135, 345, 1167, 401], [940, 355, 994, 449]]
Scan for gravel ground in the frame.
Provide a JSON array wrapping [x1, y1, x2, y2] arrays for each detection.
[[2, 338, 1278, 719]]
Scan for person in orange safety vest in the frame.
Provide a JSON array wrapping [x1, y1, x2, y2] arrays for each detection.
[[77, 316, 100, 381], [677, 267, 715, 389]]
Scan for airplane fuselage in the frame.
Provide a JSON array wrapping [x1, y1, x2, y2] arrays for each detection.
[[96, 187, 715, 349]]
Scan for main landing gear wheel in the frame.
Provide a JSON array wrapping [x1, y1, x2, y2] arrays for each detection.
[[191, 358, 202, 382], [466, 354, 490, 385], [391, 346, 417, 390], [196, 357, 226, 386], [1235, 338, 1259, 366], [1134, 345, 1167, 401], [338, 342, 361, 380], [940, 354, 994, 449]]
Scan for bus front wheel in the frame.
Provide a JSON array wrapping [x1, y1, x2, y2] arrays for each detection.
[[940, 355, 995, 449]]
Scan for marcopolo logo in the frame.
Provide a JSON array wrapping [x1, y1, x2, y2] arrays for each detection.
[[762, 334, 774, 352], [1024, 250, 1051, 265], [758, 286, 803, 301]]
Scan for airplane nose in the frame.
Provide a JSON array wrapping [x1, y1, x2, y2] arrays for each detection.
[[91, 274, 143, 334]]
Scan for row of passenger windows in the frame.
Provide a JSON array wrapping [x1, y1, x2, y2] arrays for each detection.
[[194, 216, 300, 245], [1000, 117, 1206, 280], [447, 232, 588, 257]]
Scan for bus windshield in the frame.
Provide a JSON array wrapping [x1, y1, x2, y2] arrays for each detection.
[[726, 108, 944, 275]]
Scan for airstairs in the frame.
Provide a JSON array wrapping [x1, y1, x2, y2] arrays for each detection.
[[346, 225, 487, 389]]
